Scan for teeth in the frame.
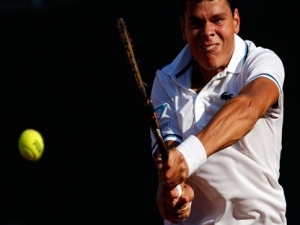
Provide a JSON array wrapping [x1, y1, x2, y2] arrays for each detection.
[[203, 44, 217, 50]]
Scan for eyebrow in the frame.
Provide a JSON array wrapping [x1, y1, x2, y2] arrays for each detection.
[[188, 12, 227, 20]]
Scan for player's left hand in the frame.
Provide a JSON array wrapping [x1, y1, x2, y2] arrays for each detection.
[[157, 182, 194, 223]]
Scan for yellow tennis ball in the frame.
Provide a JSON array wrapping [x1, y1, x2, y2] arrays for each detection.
[[18, 129, 44, 161]]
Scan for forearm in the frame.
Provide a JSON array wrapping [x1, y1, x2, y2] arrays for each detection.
[[196, 94, 258, 157]]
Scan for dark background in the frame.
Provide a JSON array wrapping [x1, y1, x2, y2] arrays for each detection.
[[0, 0, 296, 224]]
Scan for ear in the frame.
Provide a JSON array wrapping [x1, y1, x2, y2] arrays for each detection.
[[233, 9, 240, 34], [180, 17, 187, 42]]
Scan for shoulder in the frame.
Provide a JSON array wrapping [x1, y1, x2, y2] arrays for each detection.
[[245, 39, 283, 66], [243, 39, 285, 91]]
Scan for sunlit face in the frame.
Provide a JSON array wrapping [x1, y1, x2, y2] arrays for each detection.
[[181, 0, 240, 75]]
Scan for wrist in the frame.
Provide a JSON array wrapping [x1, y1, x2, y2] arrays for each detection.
[[177, 135, 207, 176]]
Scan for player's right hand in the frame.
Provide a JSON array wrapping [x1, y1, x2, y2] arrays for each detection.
[[155, 146, 189, 189]]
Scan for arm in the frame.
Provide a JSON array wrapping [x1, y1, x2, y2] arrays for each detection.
[[198, 76, 279, 157], [155, 77, 280, 222], [164, 76, 280, 186]]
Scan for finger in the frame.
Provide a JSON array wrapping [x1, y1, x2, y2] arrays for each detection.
[[169, 200, 192, 223], [154, 154, 164, 170], [182, 184, 194, 202], [167, 184, 182, 199]]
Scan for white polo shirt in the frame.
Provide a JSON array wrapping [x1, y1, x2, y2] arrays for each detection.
[[150, 34, 287, 224]]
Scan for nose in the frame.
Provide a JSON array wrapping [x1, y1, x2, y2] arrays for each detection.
[[201, 22, 215, 37]]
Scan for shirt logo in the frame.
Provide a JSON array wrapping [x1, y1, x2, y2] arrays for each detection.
[[155, 103, 167, 120], [221, 92, 233, 100]]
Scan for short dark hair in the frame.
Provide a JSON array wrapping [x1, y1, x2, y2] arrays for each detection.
[[179, 0, 237, 17]]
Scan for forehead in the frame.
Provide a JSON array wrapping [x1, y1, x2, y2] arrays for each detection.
[[186, 0, 228, 8], [189, 0, 225, 3], [185, 0, 230, 14]]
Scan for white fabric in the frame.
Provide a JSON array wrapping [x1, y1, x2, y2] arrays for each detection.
[[150, 34, 286, 224], [177, 135, 207, 177]]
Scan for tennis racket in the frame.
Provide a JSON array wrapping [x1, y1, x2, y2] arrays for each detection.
[[117, 17, 182, 196], [116, 17, 169, 162]]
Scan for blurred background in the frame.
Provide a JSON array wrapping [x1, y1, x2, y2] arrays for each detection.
[[0, 0, 296, 224]]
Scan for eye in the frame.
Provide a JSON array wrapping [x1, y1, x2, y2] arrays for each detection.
[[213, 18, 224, 24], [189, 19, 204, 29]]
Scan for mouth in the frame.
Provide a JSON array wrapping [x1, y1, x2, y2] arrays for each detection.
[[201, 44, 217, 51]]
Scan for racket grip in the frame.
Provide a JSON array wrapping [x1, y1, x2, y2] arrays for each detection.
[[174, 184, 182, 197], [175, 184, 192, 207], [177, 184, 192, 223]]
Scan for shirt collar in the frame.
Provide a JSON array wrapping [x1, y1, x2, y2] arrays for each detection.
[[226, 34, 248, 74]]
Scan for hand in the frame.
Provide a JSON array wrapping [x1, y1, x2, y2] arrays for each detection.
[[155, 147, 189, 189], [157, 183, 194, 223]]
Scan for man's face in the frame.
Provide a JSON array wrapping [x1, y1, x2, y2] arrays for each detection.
[[181, 0, 240, 74]]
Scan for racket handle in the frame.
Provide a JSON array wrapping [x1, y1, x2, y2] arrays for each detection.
[[165, 185, 189, 224], [174, 184, 182, 197], [175, 184, 191, 207]]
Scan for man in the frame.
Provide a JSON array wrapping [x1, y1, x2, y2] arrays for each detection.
[[150, 0, 287, 224]]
